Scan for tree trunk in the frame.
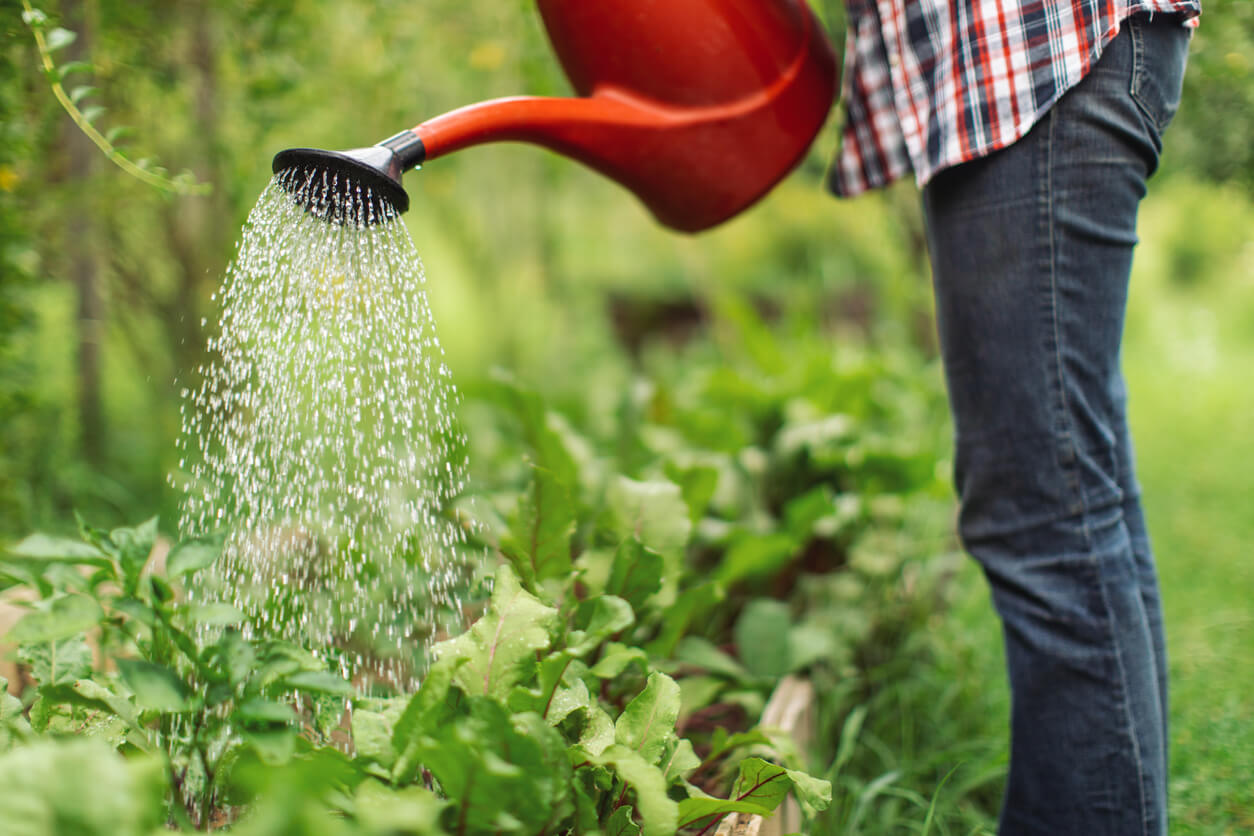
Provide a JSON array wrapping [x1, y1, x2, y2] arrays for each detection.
[[164, 0, 224, 387], [63, 0, 104, 465]]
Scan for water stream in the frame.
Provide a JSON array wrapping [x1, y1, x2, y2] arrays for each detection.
[[175, 169, 474, 687]]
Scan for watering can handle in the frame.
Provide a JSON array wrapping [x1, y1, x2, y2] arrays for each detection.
[[412, 95, 664, 162]]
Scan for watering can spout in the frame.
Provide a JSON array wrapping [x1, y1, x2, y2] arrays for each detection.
[[273, 0, 839, 231]]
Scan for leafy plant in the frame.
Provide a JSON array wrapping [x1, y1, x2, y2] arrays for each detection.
[[463, 306, 974, 830], [0, 517, 354, 828], [375, 562, 830, 836], [0, 479, 832, 834], [365, 373, 838, 834], [19, 1, 210, 195], [0, 295, 973, 833]]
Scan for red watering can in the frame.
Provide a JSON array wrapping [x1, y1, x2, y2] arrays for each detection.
[[274, 0, 839, 232]]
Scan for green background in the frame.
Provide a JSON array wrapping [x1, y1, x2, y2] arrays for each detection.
[[2, 0, 1251, 831]]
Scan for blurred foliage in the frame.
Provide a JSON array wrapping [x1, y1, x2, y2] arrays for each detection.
[[0, 0, 1247, 538], [0, 3, 39, 536], [1167, 1, 1254, 189], [0, 0, 920, 536], [18, 0, 211, 195]]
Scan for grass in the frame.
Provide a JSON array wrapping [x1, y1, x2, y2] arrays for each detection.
[[808, 572, 1005, 834], [1130, 367, 1254, 836], [1124, 180, 1254, 832]]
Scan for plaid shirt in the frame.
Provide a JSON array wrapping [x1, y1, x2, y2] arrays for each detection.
[[831, 0, 1201, 196]]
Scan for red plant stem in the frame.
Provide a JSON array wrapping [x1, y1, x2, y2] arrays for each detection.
[[693, 771, 786, 836], [542, 656, 574, 720], [692, 813, 726, 836], [456, 769, 475, 836]]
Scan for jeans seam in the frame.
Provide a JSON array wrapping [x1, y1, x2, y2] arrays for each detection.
[[1042, 108, 1082, 516], [1128, 14, 1180, 142], [1045, 102, 1151, 834], [1118, 23, 1158, 833], [1129, 19, 1143, 108], [1095, 539, 1153, 835]]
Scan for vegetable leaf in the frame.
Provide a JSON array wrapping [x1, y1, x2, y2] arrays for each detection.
[[280, 670, 353, 697], [116, 660, 191, 712], [783, 765, 833, 814], [661, 738, 700, 785], [730, 757, 792, 812], [576, 704, 616, 757], [56, 60, 93, 80], [0, 677, 30, 752], [417, 698, 572, 835], [485, 372, 578, 485], [716, 532, 798, 587], [676, 793, 773, 831], [351, 708, 395, 768], [9, 594, 103, 644], [0, 740, 167, 835], [595, 744, 678, 836], [606, 804, 642, 836], [615, 672, 680, 764], [391, 656, 466, 784], [109, 517, 157, 591], [605, 538, 664, 613], [509, 653, 588, 724], [166, 539, 219, 577], [675, 636, 750, 681], [502, 465, 574, 587], [435, 564, 558, 700], [354, 782, 448, 835], [235, 698, 297, 726], [589, 642, 649, 679], [568, 594, 634, 658], [17, 636, 92, 687], [734, 598, 794, 680], [665, 462, 720, 526], [6, 533, 109, 566], [608, 477, 691, 560]]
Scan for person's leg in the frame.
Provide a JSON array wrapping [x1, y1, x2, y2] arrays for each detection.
[[1115, 397, 1171, 771], [921, 15, 1189, 835]]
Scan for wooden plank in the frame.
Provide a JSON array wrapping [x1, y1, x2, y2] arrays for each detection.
[[716, 675, 816, 836]]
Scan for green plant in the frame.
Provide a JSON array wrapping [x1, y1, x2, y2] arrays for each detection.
[[371, 562, 831, 836], [368, 369, 836, 834], [0, 299, 983, 833], [0, 489, 833, 834], [0, 516, 355, 828], [19, 1, 210, 195], [465, 304, 992, 832]]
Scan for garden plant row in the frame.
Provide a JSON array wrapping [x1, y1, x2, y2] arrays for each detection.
[[0, 306, 957, 834]]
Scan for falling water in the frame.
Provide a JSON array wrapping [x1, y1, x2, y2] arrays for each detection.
[[175, 168, 474, 688]]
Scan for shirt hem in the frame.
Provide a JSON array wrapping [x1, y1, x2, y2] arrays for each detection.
[[827, 3, 1200, 199]]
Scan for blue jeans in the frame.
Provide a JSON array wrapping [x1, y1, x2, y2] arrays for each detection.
[[922, 15, 1190, 836]]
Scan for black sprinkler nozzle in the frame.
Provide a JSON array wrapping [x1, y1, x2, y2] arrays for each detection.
[[272, 131, 426, 224]]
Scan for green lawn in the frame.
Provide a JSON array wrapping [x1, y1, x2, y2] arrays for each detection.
[[1126, 306, 1254, 833], [1125, 178, 1254, 833]]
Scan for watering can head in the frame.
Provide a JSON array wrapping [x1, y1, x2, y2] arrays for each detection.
[[272, 132, 425, 224], [273, 0, 838, 232]]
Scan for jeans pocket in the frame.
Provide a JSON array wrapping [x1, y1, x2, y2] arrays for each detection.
[[1128, 13, 1191, 133]]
